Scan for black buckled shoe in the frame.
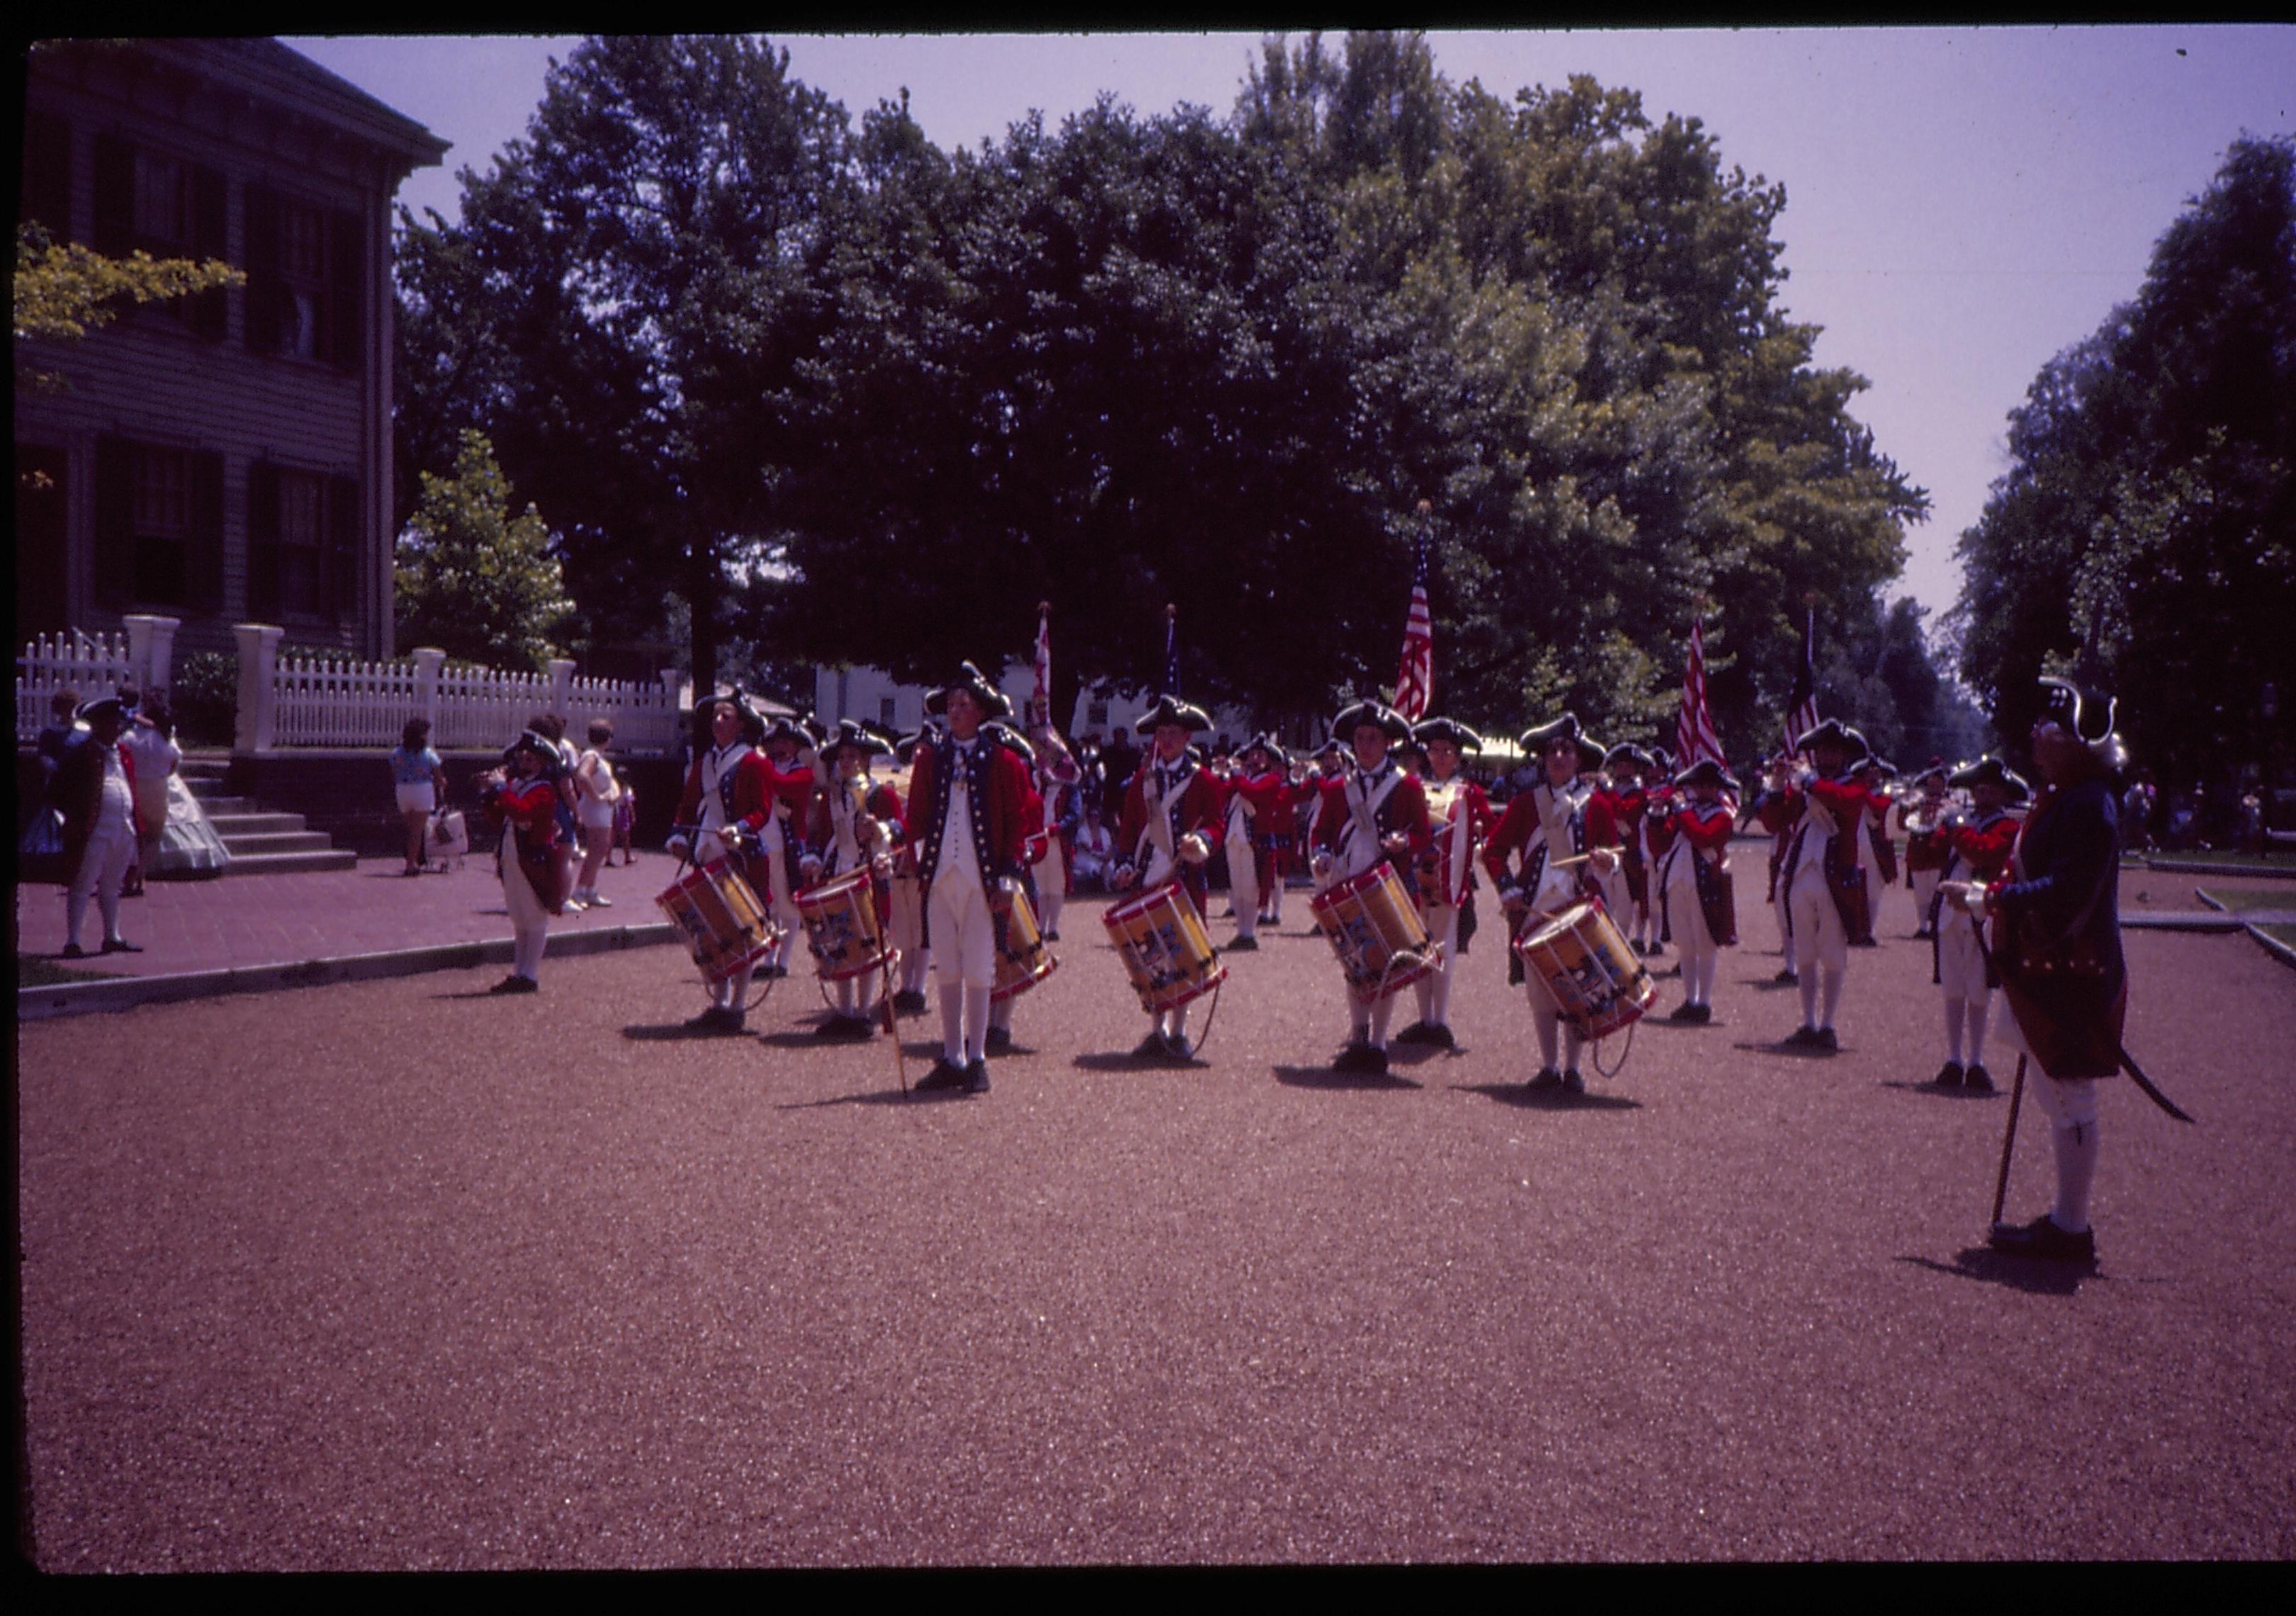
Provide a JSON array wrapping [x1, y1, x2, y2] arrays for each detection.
[[1962, 1062, 1995, 1094], [1814, 1026, 1840, 1053], [1933, 1060, 1966, 1088], [1225, 936, 1259, 952], [1773, 967, 1799, 985], [1425, 1023, 1457, 1049], [488, 975, 538, 995], [1527, 1066, 1562, 1091], [963, 1060, 991, 1094], [892, 990, 928, 1016], [1135, 1031, 1171, 1060], [1783, 1024, 1823, 1048], [1667, 1001, 1701, 1022], [916, 1058, 967, 1092], [1392, 1019, 1434, 1045], [984, 1026, 1013, 1056], [1162, 1032, 1193, 1062], [1988, 1213, 2096, 1264], [1333, 1040, 1375, 1074]]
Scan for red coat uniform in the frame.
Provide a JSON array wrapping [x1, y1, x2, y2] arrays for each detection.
[[904, 733, 1031, 888], [1658, 797, 1738, 946], [1610, 785, 1650, 904], [484, 774, 566, 912], [1118, 751, 1225, 912], [1416, 773, 1493, 907], [1900, 796, 1954, 878], [1312, 760, 1431, 885], [1230, 768, 1298, 890], [1782, 773, 1872, 937]]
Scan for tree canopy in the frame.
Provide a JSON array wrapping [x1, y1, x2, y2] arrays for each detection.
[[1951, 134, 2295, 784], [398, 30, 1937, 753], [395, 429, 573, 671]]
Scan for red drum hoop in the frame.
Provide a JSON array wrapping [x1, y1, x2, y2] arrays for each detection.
[[657, 858, 780, 987], [795, 865, 892, 982], [1512, 898, 1655, 1041], [992, 882, 1058, 1004], [1310, 860, 1441, 1004]]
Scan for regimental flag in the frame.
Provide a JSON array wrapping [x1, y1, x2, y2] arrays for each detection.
[[1032, 602, 1052, 727], [1393, 520, 1435, 722], [1162, 603, 1181, 696], [1677, 616, 1726, 770], [1785, 606, 1820, 756]]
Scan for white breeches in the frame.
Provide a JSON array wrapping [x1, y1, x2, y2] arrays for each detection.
[[1788, 870, 1848, 975], [502, 860, 549, 980], [1414, 902, 1463, 1026], [1912, 868, 1940, 928], [2030, 1068, 2101, 1131], [1936, 913, 1988, 1001], [1037, 838, 1067, 936], [68, 827, 135, 944], [1226, 829, 1258, 937], [929, 871, 998, 990], [1665, 876, 1719, 1004]]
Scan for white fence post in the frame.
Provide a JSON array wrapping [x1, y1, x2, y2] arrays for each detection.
[[413, 647, 445, 738], [235, 623, 283, 754], [123, 614, 181, 701]]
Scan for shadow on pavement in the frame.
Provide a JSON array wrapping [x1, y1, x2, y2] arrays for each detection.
[[1274, 1063, 1424, 1091], [1458, 1082, 1643, 1111], [777, 1084, 930, 1110], [1744, 973, 1801, 992], [1879, 1079, 2003, 1101], [1896, 1250, 2094, 1296], [1734, 1038, 1846, 1060], [621, 1021, 740, 1041]]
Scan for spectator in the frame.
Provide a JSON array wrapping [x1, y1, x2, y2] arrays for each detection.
[[57, 695, 142, 958], [571, 717, 621, 908], [2121, 768, 2158, 854], [390, 718, 449, 875], [116, 688, 181, 895], [1071, 804, 1117, 892]]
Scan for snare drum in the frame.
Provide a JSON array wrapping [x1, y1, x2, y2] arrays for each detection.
[[795, 866, 892, 982], [1103, 881, 1227, 1015], [657, 858, 780, 986], [1512, 899, 1655, 1040], [992, 881, 1057, 1004], [1310, 860, 1441, 1004]]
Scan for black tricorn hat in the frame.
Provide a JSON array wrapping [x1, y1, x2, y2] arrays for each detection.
[[1673, 757, 1742, 794], [502, 726, 554, 767], [758, 713, 813, 748], [1796, 718, 1866, 758], [1857, 755, 1899, 779], [1949, 756, 2031, 802], [823, 718, 893, 759], [1602, 741, 1654, 772], [894, 718, 944, 763], [2037, 675, 2117, 744], [1911, 759, 1951, 787], [1414, 716, 1485, 754], [1135, 692, 1212, 734], [982, 719, 1037, 765], [926, 661, 1013, 719], [74, 694, 129, 726], [1239, 730, 1290, 767], [1519, 712, 1605, 773], [799, 712, 830, 746], [703, 688, 768, 740], [1334, 698, 1412, 743]]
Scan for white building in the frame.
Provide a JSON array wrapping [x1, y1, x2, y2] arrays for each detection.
[[811, 663, 1255, 746]]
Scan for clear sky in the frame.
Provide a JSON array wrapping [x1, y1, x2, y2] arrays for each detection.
[[286, 27, 2296, 639]]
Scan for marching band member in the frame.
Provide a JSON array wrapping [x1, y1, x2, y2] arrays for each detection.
[[1899, 762, 1954, 940], [1742, 752, 1803, 984], [1229, 734, 1297, 943], [1311, 700, 1432, 1074], [1636, 753, 1680, 966], [801, 719, 901, 1040], [55, 695, 145, 959], [669, 692, 779, 1032], [1852, 756, 1900, 946], [904, 664, 1032, 1094], [1658, 758, 1740, 1023], [1778, 719, 1872, 1053], [1396, 717, 1492, 1050], [1928, 756, 2026, 1092], [1588, 745, 1640, 950], [1111, 694, 1225, 1060], [1481, 712, 1619, 1092], [478, 729, 567, 995], [885, 724, 940, 1014], [1946, 677, 2131, 1264], [1029, 726, 1084, 943], [983, 719, 1049, 1057], [753, 714, 825, 975], [1602, 744, 1657, 954]]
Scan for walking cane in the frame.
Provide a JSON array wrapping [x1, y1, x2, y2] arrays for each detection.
[[1989, 1053, 2029, 1230], [880, 943, 908, 1098]]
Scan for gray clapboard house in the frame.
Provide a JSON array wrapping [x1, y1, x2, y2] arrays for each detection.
[[16, 38, 448, 662]]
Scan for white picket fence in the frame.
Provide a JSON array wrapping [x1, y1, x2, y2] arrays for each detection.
[[18, 620, 685, 755], [15, 630, 135, 742]]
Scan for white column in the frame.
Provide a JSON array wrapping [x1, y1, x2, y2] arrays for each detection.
[[123, 614, 181, 700], [549, 656, 576, 723], [235, 622, 283, 754], [414, 646, 445, 736]]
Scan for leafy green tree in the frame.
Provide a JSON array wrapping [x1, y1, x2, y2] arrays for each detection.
[[14, 223, 242, 391], [1952, 135, 2295, 785], [395, 430, 573, 670]]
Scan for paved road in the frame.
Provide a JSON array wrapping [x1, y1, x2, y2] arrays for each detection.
[[17, 876, 2295, 1566]]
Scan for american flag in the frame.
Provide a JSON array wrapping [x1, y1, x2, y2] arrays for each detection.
[[1032, 602, 1052, 726], [1784, 606, 1820, 756], [1392, 520, 1434, 722], [1676, 615, 1726, 769]]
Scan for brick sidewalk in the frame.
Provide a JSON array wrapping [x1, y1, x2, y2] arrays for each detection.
[[13, 848, 687, 977]]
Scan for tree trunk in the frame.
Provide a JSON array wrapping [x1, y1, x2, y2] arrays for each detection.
[[687, 535, 718, 702]]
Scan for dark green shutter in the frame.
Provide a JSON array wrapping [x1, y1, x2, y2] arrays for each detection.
[[244, 185, 280, 353], [191, 166, 228, 340], [94, 435, 135, 606], [248, 461, 280, 619], [190, 451, 225, 611], [21, 111, 73, 238], [328, 475, 361, 624], [330, 207, 364, 372], [93, 133, 133, 256]]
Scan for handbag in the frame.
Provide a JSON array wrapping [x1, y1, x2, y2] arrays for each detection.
[[428, 807, 471, 861]]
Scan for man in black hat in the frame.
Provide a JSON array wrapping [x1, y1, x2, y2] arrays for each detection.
[[478, 730, 568, 993], [1224, 733, 1295, 948], [669, 692, 782, 1031], [1899, 762, 1954, 941], [1602, 744, 1658, 955], [802, 719, 904, 1038], [1945, 678, 2129, 1263], [1655, 758, 1740, 1022], [884, 722, 941, 1014], [905, 664, 1032, 1092], [1778, 719, 1872, 1052], [1927, 757, 2026, 1091], [1113, 692, 1225, 1058], [1310, 700, 1432, 1072], [1397, 717, 1492, 1049], [55, 695, 145, 958], [1482, 712, 1619, 1091]]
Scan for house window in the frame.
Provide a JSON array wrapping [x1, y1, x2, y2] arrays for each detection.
[[130, 446, 191, 606], [249, 462, 359, 624], [93, 134, 225, 339], [133, 150, 190, 250], [278, 200, 327, 360], [247, 186, 363, 370], [277, 470, 326, 615]]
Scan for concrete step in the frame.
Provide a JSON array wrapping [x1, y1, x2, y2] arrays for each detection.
[[221, 848, 359, 876], [205, 812, 308, 836], [191, 794, 259, 815], [220, 829, 335, 855]]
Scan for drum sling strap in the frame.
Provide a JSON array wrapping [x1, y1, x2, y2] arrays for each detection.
[[1341, 765, 1404, 880]]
